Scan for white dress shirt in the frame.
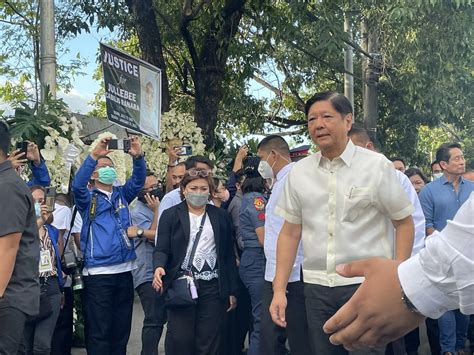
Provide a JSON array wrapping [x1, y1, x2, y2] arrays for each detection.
[[398, 192, 474, 319], [275, 140, 414, 287], [264, 162, 304, 283], [396, 170, 426, 256]]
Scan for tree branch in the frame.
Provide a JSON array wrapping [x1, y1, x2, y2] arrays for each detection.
[[5, 1, 34, 27], [275, 60, 306, 112], [266, 115, 307, 128], [305, 7, 375, 60], [180, 1, 201, 68], [263, 126, 307, 137], [182, 0, 207, 20]]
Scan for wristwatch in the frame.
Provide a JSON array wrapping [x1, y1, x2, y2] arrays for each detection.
[[401, 287, 421, 314], [136, 228, 144, 238]]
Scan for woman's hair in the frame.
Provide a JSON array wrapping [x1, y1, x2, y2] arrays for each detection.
[[179, 170, 215, 200], [241, 176, 266, 194], [30, 185, 46, 195], [405, 167, 428, 184]]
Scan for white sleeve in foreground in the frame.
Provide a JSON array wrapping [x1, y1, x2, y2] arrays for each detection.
[[398, 192, 474, 318], [398, 254, 457, 319]]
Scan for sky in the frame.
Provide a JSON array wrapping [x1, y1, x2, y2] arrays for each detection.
[[56, 29, 112, 113]]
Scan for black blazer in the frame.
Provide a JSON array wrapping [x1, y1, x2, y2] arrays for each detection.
[[153, 201, 238, 299]]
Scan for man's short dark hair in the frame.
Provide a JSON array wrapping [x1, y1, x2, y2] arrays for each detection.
[[146, 169, 155, 177], [348, 125, 371, 142], [184, 155, 214, 170], [430, 161, 439, 170], [242, 176, 266, 194], [390, 157, 406, 167], [0, 121, 10, 156], [257, 135, 290, 156], [436, 143, 462, 164], [348, 124, 380, 150], [304, 91, 353, 118]]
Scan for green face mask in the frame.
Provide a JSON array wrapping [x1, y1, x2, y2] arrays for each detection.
[[97, 166, 117, 185]]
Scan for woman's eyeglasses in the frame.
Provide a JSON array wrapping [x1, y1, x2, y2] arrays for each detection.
[[187, 169, 212, 178]]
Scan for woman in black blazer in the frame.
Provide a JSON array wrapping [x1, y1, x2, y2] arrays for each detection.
[[153, 169, 238, 355]]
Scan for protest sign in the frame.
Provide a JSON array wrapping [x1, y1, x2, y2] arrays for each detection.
[[100, 43, 162, 139]]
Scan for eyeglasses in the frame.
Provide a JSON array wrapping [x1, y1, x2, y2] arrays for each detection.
[[187, 169, 212, 178]]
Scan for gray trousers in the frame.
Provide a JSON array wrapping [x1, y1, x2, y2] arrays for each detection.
[[304, 283, 385, 355]]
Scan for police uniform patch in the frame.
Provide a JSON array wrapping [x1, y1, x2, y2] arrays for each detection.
[[253, 197, 265, 211], [258, 212, 265, 221]]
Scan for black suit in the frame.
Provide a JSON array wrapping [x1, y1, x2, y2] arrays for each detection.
[[153, 201, 238, 355]]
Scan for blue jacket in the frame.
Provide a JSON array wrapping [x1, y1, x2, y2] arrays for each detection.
[[72, 155, 147, 268], [45, 224, 65, 288], [28, 159, 51, 187]]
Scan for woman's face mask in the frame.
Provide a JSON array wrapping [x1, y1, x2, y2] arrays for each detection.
[[185, 192, 209, 207]]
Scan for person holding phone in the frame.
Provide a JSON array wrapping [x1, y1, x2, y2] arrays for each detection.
[[19, 186, 65, 355], [72, 135, 146, 355], [8, 141, 51, 187]]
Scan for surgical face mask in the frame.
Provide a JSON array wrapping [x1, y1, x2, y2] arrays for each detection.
[[34, 202, 41, 218], [433, 172, 443, 180], [258, 160, 274, 179], [96, 166, 117, 185], [186, 192, 209, 207], [258, 152, 275, 179]]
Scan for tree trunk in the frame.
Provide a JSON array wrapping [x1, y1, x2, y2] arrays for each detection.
[[125, 0, 170, 113], [190, 0, 245, 149], [194, 66, 225, 149]]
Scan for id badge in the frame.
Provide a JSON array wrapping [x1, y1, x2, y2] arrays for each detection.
[[39, 249, 53, 273]]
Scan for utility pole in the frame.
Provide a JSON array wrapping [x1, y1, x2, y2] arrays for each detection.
[[361, 18, 381, 136], [39, 0, 56, 101], [344, 9, 354, 109]]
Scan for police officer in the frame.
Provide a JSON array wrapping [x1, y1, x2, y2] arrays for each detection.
[[239, 157, 268, 355]]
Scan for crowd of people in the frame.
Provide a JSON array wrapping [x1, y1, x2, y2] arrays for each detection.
[[0, 91, 473, 355]]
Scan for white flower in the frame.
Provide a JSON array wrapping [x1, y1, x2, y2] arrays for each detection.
[[41, 148, 57, 161]]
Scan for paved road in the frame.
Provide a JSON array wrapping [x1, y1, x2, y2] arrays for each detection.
[[72, 295, 433, 354], [72, 295, 165, 354]]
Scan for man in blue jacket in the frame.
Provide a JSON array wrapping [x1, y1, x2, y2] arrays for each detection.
[[72, 136, 146, 355]]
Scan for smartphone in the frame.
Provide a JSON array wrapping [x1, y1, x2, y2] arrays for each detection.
[[176, 145, 193, 156], [45, 187, 56, 212], [108, 139, 131, 153], [16, 141, 28, 157]]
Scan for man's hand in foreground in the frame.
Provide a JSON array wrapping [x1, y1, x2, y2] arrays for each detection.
[[323, 258, 425, 350]]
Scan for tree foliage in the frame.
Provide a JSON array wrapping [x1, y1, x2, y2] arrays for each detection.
[[1, 0, 471, 169]]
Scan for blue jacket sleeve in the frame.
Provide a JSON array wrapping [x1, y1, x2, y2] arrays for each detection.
[[222, 171, 237, 210], [28, 159, 51, 187], [72, 155, 97, 212], [122, 156, 147, 204]]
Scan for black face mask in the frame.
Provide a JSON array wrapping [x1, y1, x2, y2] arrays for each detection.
[[138, 188, 164, 204]]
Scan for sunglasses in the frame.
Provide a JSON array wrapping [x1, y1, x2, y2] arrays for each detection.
[[187, 169, 212, 178]]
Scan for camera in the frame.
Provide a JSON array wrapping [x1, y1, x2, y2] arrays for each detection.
[[108, 139, 131, 153], [62, 249, 84, 291], [176, 144, 192, 156]]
